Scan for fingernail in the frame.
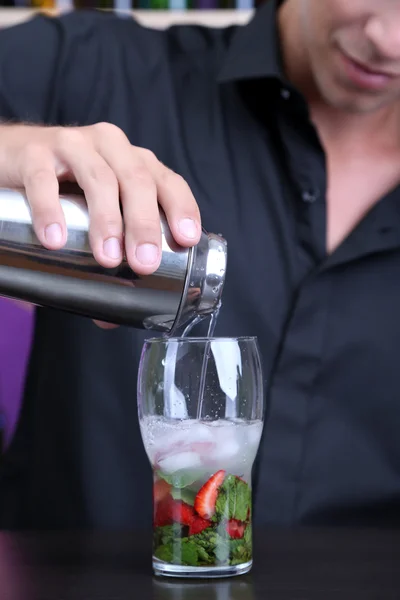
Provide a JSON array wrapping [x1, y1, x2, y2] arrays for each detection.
[[136, 243, 159, 265], [103, 237, 122, 260], [45, 223, 62, 245], [178, 218, 198, 239]]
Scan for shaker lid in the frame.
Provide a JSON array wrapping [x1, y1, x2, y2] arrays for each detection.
[[170, 230, 227, 335]]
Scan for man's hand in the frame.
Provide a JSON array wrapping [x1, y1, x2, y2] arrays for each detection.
[[0, 123, 202, 327]]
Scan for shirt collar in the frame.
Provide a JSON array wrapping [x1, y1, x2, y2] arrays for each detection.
[[217, 0, 285, 83]]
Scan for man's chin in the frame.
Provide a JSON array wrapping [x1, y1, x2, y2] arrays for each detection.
[[318, 81, 396, 114]]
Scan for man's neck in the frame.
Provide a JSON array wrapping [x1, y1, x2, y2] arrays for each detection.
[[309, 101, 400, 153], [277, 0, 400, 150]]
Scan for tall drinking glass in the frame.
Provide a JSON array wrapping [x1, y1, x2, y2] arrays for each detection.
[[138, 336, 264, 579]]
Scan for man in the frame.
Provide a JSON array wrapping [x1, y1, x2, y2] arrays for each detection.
[[1, 0, 400, 530]]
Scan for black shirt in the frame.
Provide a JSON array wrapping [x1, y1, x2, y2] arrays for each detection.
[[1, 0, 400, 530]]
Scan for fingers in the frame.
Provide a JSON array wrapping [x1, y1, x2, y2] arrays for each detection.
[[92, 133, 161, 274], [92, 124, 201, 275], [16, 123, 202, 282], [10, 122, 202, 336], [144, 153, 202, 248], [19, 144, 66, 250], [121, 172, 162, 275], [54, 128, 123, 269]]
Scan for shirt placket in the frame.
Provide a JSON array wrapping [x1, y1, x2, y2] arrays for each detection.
[[254, 93, 335, 523]]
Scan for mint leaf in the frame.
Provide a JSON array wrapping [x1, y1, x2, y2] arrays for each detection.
[[180, 540, 199, 566], [154, 544, 173, 563], [214, 475, 251, 522], [155, 524, 184, 546], [215, 489, 229, 521], [156, 469, 199, 489], [154, 524, 252, 568], [154, 538, 199, 566], [170, 487, 196, 505], [229, 540, 252, 565], [233, 478, 251, 522], [154, 529, 216, 567], [214, 535, 230, 564], [244, 523, 252, 545], [186, 529, 218, 565], [197, 545, 212, 564], [229, 523, 252, 565], [213, 521, 252, 566]]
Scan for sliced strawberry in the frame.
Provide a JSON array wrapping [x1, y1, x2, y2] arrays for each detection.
[[153, 479, 172, 503], [154, 497, 196, 528], [194, 470, 226, 519], [154, 496, 173, 527], [226, 519, 245, 539], [189, 515, 211, 536], [171, 500, 195, 526]]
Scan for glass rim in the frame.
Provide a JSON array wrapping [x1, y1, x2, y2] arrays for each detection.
[[144, 335, 258, 344]]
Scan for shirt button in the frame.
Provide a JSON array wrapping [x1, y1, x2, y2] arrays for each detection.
[[281, 88, 291, 99], [302, 189, 319, 203]]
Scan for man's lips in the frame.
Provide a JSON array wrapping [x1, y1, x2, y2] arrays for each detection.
[[338, 50, 398, 91]]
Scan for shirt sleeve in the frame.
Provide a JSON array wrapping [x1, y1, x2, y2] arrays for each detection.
[[0, 10, 167, 126]]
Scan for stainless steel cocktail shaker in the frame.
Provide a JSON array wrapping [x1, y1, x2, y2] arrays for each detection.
[[0, 188, 227, 333]]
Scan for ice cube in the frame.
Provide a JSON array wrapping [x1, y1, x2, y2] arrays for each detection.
[[152, 427, 192, 456], [214, 439, 240, 460], [190, 441, 216, 457], [155, 423, 213, 454], [207, 419, 235, 427], [209, 420, 237, 446], [246, 422, 263, 448], [158, 451, 203, 474], [188, 424, 214, 444]]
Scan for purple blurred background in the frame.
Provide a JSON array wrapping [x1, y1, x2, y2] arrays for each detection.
[[0, 298, 34, 448]]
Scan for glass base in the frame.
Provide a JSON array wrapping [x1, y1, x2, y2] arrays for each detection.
[[153, 558, 252, 579]]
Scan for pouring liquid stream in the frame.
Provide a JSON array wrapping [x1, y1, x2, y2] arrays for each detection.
[[180, 304, 221, 420]]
